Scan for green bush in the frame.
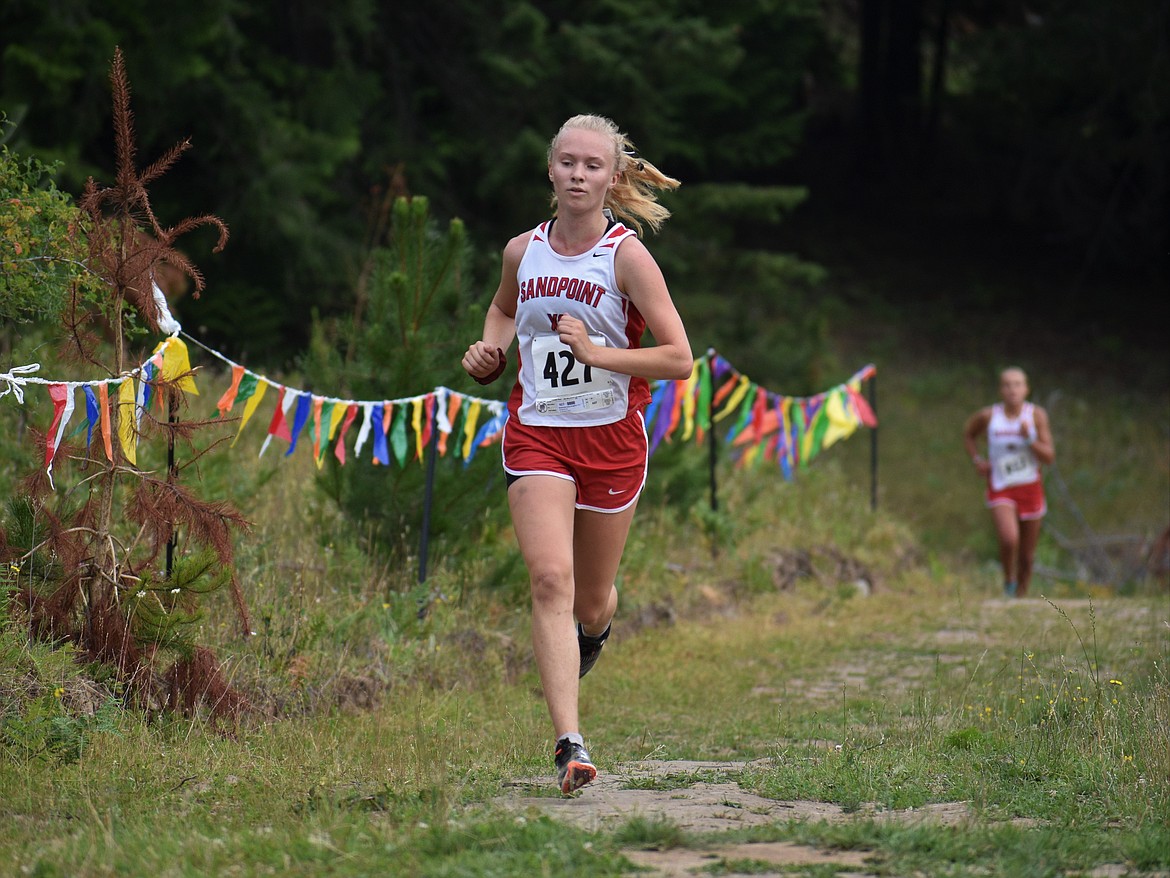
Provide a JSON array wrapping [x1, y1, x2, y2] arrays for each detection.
[[0, 141, 98, 325], [0, 571, 121, 763]]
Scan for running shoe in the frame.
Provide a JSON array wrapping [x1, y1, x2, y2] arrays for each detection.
[[577, 622, 611, 679], [554, 737, 597, 794]]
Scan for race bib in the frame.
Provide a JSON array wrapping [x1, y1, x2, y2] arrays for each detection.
[[994, 449, 1039, 488], [531, 333, 615, 415]]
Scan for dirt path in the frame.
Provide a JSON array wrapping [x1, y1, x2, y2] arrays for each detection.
[[493, 596, 1165, 876], [497, 758, 972, 877]]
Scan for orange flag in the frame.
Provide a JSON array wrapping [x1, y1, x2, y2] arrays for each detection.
[[98, 383, 113, 462], [217, 364, 245, 416]]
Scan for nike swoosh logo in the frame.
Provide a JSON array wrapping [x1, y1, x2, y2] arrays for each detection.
[[607, 488, 627, 495], [592, 252, 606, 257]]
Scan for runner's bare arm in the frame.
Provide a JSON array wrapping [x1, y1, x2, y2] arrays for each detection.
[[1029, 406, 1055, 465], [963, 408, 992, 475], [463, 234, 524, 380]]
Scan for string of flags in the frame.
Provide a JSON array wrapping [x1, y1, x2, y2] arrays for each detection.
[[179, 332, 508, 470], [1, 336, 199, 488], [2, 335, 875, 489], [0, 333, 507, 488], [643, 352, 877, 479]]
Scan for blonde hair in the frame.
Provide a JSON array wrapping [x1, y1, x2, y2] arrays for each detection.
[[547, 114, 680, 235]]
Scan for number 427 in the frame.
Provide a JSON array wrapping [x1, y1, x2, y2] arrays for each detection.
[[543, 350, 591, 388]]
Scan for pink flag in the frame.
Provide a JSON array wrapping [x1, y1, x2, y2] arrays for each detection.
[[45, 384, 75, 487], [334, 403, 359, 464]]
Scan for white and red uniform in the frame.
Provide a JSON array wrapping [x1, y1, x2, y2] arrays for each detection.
[[502, 216, 651, 512], [985, 402, 1046, 519]]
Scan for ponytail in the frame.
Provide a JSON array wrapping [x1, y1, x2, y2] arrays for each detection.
[[548, 115, 680, 236]]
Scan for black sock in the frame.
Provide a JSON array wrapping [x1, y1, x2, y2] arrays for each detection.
[[579, 622, 611, 643]]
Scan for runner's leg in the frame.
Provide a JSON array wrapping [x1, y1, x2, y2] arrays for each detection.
[[991, 504, 1020, 594], [509, 475, 581, 738], [1017, 518, 1043, 597], [572, 503, 638, 635]]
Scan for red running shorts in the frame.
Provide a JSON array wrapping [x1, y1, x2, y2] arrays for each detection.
[[986, 479, 1047, 520], [502, 411, 647, 513]]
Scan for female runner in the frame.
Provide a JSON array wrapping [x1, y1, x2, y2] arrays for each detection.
[[462, 114, 692, 793], [963, 367, 1055, 598]]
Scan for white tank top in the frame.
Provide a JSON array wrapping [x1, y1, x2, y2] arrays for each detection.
[[508, 217, 650, 427], [987, 402, 1040, 490]]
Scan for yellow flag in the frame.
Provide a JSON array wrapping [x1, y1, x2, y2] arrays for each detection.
[[117, 377, 138, 465], [327, 400, 347, 440], [232, 380, 268, 447], [155, 337, 198, 394], [412, 398, 424, 461], [715, 375, 752, 423], [822, 390, 858, 450], [462, 401, 482, 459], [680, 360, 700, 442]]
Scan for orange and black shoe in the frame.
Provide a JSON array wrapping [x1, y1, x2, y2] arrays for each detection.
[[554, 736, 597, 795], [577, 622, 611, 679]]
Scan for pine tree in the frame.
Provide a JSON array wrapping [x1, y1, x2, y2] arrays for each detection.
[[1, 50, 251, 726]]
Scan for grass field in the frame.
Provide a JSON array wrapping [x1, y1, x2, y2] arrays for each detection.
[[2, 551, 1166, 876], [2, 299, 1168, 875]]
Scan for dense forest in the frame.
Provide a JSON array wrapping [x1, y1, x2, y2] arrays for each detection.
[[2, 0, 1166, 378]]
